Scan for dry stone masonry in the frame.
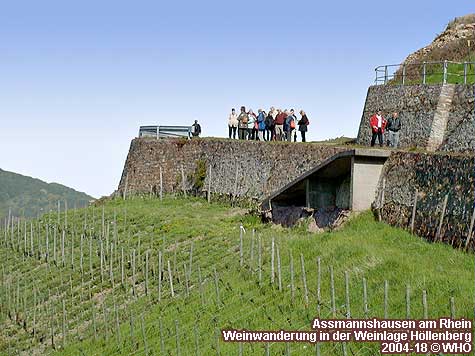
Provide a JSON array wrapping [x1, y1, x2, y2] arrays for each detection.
[[356, 84, 474, 152], [374, 151, 475, 247], [117, 138, 348, 201]]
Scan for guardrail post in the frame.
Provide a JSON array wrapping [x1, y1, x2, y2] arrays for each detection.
[[463, 62, 467, 84], [384, 66, 388, 84], [422, 62, 426, 84], [402, 65, 406, 85], [156, 126, 159, 139], [443, 60, 447, 84], [375, 68, 378, 84]]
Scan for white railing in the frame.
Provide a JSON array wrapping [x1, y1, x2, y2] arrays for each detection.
[[138, 125, 192, 139], [375, 60, 475, 85]]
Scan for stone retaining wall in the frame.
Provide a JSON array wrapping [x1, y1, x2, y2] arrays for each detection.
[[117, 138, 347, 201], [356, 84, 474, 152], [374, 151, 475, 247]]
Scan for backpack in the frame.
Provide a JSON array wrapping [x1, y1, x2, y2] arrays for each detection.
[[290, 119, 296, 129]]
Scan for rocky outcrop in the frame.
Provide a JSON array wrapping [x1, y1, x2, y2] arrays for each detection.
[[403, 14, 475, 66]]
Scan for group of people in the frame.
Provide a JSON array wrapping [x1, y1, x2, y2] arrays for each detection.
[[369, 110, 402, 148], [227, 106, 310, 142]]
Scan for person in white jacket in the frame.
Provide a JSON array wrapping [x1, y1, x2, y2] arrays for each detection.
[[247, 109, 256, 140], [228, 108, 238, 139]]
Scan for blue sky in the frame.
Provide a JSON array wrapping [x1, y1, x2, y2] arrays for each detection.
[[0, 1, 473, 198]]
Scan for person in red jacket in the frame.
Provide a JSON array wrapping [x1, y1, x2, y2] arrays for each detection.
[[274, 109, 286, 141], [369, 110, 387, 147]]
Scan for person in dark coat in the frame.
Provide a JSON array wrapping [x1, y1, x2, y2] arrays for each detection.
[[386, 112, 401, 148], [265, 110, 275, 141], [298, 110, 309, 142], [191, 120, 201, 138]]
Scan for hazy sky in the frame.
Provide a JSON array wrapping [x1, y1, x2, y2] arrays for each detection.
[[0, 1, 473, 198]]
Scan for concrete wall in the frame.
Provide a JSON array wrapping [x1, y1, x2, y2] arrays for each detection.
[[356, 84, 474, 152], [117, 138, 347, 201], [350, 156, 386, 211], [374, 151, 475, 247]]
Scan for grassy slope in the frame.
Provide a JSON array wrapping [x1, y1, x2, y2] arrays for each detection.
[[0, 168, 93, 219], [0, 197, 473, 356]]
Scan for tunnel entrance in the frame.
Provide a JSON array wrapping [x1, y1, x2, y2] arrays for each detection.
[[262, 149, 390, 229]]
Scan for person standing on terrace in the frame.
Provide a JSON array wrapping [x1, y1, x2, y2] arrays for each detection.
[[237, 106, 248, 140], [370, 110, 387, 147], [274, 109, 286, 141], [298, 110, 309, 142], [386, 112, 401, 148], [228, 108, 238, 139]]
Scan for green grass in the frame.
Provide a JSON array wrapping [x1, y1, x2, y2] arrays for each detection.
[[388, 60, 475, 85], [0, 196, 473, 355]]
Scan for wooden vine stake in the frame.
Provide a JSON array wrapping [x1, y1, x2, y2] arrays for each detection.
[[317, 257, 321, 316], [214, 266, 221, 306], [145, 250, 149, 296], [141, 314, 149, 356], [290, 251, 295, 305], [384, 280, 389, 319], [62, 300, 67, 347], [363, 277, 368, 318], [110, 243, 114, 288], [181, 165, 187, 198], [330, 266, 336, 317], [435, 194, 448, 242], [188, 242, 194, 278], [158, 250, 162, 302], [277, 244, 282, 291], [258, 234, 262, 285], [175, 319, 181, 356], [115, 303, 121, 345], [271, 237, 275, 285], [344, 271, 350, 318], [422, 290, 428, 319], [168, 260, 174, 298], [450, 296, 455, 318], [464, 206, 475, 251], [159, 167, 163, 201], [379, 177, 386, 222], [239, 225, 244, 268], [410, 189, 418, 234], [207, 165, 212, 203], [132, 249, 136, 297], [300, 254, 308, 307]]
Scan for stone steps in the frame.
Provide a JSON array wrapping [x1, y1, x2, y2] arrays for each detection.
[[426, 84, 455, 151]]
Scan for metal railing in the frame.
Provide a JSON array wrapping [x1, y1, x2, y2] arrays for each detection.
[[375, 60, 475, 85], [138, 125, 192, 139]]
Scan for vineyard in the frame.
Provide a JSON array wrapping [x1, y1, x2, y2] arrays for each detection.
[[0, 196, 473, 355]]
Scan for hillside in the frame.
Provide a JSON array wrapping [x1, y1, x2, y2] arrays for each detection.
[[0, 168, 93, 220], [393, 14, 475, 84], [0, 196, 473, 355], [403, 14, 475, 65]]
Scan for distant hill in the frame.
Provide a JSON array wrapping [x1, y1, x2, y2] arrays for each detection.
[[0, 168, 94, 219]]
